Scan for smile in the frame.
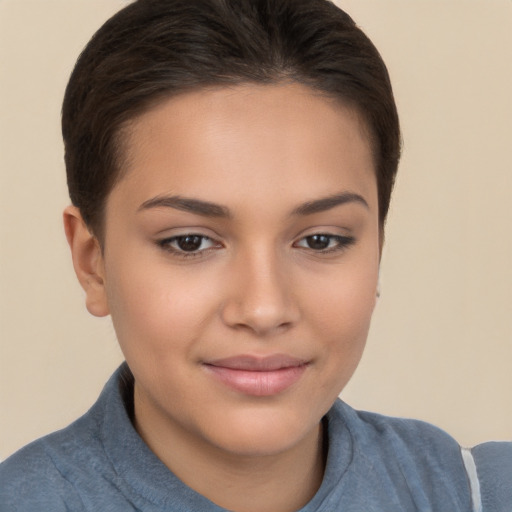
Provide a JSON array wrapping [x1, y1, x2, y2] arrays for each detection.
[[203, 355, 309, 396]]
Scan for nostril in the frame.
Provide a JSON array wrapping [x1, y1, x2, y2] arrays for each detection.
[[219, 255, 301, 335], [220, 291, 299, 336]]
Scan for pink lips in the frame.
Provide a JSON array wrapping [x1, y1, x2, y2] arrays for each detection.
[[203, 354, 308, 396]]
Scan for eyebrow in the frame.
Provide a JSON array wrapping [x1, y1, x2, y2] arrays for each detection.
[[138, 195, 231, 218], [138, 191, 369, 218], [291, 192, 369, 216]]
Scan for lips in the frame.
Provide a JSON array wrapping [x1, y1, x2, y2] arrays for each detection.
[[203, 354, 309, 396]]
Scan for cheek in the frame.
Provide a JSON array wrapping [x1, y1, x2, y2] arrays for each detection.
[[105, 261, 179, 350], [104, 254, 224, 362], [309, 257, 378, 334], [306, 257, 378, 385]]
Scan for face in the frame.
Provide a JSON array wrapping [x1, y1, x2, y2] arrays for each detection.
[[96, 83, 380, 459]]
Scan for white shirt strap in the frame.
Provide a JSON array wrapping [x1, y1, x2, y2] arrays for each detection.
[[461, 447, 482, 512]]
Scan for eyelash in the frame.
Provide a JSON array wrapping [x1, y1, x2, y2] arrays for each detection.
[[293, 234, 356, 254], [157, 233, 356, 259], [157, 234, 220, 259]]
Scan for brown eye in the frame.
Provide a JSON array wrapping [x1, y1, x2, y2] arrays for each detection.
[[294, 234, 356, 253], [158, 234, 218, 255], [305, 235, 331, 250], [176, 235, 204, 252]]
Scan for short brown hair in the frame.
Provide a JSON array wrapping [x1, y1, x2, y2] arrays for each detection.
[[62, 0, 401, 239]]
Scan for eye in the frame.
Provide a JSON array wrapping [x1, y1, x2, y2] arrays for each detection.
[[294, 234, 355, 252], [158, 234, 219, 255]]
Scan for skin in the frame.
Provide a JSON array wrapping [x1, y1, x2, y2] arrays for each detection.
[[64, 83, 380, 512]]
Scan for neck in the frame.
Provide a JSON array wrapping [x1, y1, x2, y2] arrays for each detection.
[[182, 427, 326, 512], [134, 389, 326, 512]]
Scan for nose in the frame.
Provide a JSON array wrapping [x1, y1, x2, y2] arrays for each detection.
[[220, 247, 300, 336]]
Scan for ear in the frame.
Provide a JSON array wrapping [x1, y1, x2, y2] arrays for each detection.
[[378, 228, 385, 261], [63, 206, 110, 317]]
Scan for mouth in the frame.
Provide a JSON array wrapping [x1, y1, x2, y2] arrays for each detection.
[[203, 354, 309, 396]]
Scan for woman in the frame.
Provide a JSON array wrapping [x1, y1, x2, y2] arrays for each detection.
[[1, 1, 510, 510]]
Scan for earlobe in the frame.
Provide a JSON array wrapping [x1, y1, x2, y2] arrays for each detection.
[[63, 206, 110, 317], [373, 267, 381, 308]]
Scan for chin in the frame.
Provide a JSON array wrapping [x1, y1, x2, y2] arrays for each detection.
[[200, 404, 324, 458]]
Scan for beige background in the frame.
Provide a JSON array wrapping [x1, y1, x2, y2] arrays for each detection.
[[1, 0, 511, 461]]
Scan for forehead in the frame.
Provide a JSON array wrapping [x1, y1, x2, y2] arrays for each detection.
[[112, 83, 377, 213]]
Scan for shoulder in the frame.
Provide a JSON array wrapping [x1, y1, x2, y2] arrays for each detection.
[[470, 441, 512, 511], [0, 418, 97, 511], [0, 373, 116, 512], [328, 401, 472, 509], [329, 401, 512, 511], [335, 401, 465, 462]]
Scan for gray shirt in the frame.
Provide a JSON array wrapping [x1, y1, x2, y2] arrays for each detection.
[[1, 364, 510, 511]]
